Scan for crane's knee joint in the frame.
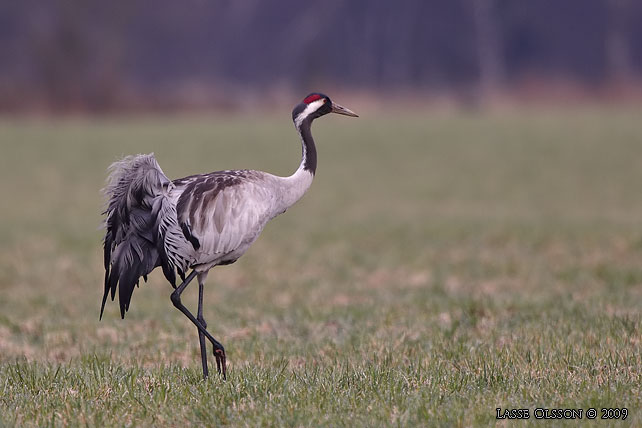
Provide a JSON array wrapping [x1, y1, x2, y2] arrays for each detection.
[[170, 291, 181, 307]]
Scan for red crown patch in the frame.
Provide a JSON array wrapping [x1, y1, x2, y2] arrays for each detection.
[[303, 94, 323, 104]]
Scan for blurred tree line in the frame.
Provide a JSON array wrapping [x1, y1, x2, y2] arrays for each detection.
[[0, 0, 640, 111]]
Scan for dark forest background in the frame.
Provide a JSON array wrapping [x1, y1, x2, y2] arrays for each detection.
[[1, 0, 641, 112]]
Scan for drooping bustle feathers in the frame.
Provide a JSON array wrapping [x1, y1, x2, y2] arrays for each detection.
[[101, 154, 189, 319]]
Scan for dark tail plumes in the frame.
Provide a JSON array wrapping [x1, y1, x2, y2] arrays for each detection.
[[101, 154, 177, 319]]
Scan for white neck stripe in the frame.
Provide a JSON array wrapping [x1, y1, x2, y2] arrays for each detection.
[[295, 99, 324, 128]]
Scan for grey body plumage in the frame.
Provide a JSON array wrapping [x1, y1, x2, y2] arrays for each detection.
[[100, 93, 358, 379]]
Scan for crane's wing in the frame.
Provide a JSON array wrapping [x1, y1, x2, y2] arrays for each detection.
[[174, 170, 276, 265], [101, 154, 192, 319]]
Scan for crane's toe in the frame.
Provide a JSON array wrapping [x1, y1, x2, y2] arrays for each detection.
[[214, 346, 226, 379]]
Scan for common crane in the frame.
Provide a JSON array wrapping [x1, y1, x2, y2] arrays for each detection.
[[100, 93, 358, 379]]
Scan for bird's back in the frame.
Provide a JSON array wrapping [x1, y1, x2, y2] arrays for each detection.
[[171, 169, 283, 270]]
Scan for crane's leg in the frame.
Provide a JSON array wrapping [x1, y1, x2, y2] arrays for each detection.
[[197, 278, 209, 379], [170, 270, 226, 379]]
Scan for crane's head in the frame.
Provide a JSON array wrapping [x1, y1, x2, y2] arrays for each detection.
[[292, 93, 358, 127]]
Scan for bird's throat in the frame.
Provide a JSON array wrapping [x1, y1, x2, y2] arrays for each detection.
[[299, 118, 317, 175]]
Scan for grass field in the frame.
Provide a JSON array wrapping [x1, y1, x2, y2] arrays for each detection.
[[0, 106, 641, 426]]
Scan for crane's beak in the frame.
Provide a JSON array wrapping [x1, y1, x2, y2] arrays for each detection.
[[331, 102, 359, 117]]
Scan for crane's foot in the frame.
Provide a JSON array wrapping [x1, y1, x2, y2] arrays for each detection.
[[214, 346, 226, 379]]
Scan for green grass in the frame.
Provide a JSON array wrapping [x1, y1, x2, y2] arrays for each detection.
[[0, 106, 641, 426]]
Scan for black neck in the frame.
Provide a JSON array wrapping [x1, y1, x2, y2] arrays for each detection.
[[297, 117, 317, 174]]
